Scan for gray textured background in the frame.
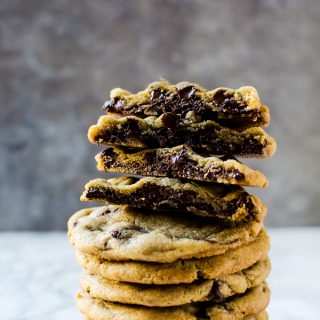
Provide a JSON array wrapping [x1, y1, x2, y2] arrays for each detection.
[[1, 0, 320, 230]]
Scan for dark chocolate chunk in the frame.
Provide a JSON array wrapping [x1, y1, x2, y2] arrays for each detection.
[[178, 86, 196, 101], [195, 308, 211, 320], [209, 280, 225, 302], [150, 88, 165, 100], [169, 146, 190, 167], [110, 230, 124, 239], [161, 113, 178, 131], [97, 208, 112, 216], [212, 89, 227, 105], [101, 148, 118, 168], [102, 97, 126, 111], [86, 187, 107, 199]]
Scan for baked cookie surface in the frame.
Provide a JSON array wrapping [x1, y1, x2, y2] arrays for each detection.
[[76, 228, 269, 284], [68, 205, 264, 263], [88, 114, 276, 158], [80, 258, 270, 307], [77, 281, 270, 320], [96, 145, 268, 187], [80, 176, 266, 223], [102, 81, 270, 128], [83, 310, 268, 320]]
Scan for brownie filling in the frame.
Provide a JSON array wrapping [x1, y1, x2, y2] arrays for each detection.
[[85, 185, 255, 221]]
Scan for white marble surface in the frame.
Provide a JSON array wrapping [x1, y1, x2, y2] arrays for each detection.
[[0, 228, 319, 320]]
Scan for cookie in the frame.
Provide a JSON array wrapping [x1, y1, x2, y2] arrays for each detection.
[[80, 176, 266, 223], [102, 81, 270, 128], [80, 258, 270, 307], [76, 228, 269, 284], [83, 310, 268, 320], [87, 113, 276, 158], [96, 145, 268, 188], [68, 205, 264, 263], [244, 311, 268, 320], [76, 281, 270, 320]]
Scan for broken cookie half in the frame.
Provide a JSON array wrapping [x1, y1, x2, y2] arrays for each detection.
[[80, 176, 266, 224], [88, 113, 276, 158], [102, 81, 270, 128], [95, 145, 268, 187]]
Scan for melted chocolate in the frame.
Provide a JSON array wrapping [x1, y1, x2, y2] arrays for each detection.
[[178, 85, 196, 100], [212, 90, 227, 105], [100, 84, 266, 128], [100, 148, 118, 168], [209, 280, 225, 302], [102, 97, 126, 111], [161, 113, 178, 131], [194, 308, 211, 320], [102, 146, 245, 181], [150, 88, 165, 100], [95, 117, 265, 156], [85, 185, 255, 222]]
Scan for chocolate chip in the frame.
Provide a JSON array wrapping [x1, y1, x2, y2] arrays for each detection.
[[169, 146, 189, 167], [195, 309, 210, 320], [110, 230, 124, 239], [86, 187, 107, 199], [210, 280, 225, 302], [102, 99, 113, 110], [178, 86, 196, 101], [197, 270, 206, 280], [102, 97, 125, 111], [97, 208, 111, 216], [161, 113, 178, 130], [101, 148, 118, 168], [212, 90, 227, 105], [150, 88, 164, 100]]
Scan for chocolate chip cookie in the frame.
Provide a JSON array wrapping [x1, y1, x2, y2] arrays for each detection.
[[80, 258, 270, 307], [88, 114, 276, 158], [80, 177, 266, 223], [77, 281, 270, 320], [68, 206, 264, 263], [76, 228, 269, 285], [83, 311, 269, 320], [102, 81, 270, 128], [77, 229, 270, 285], [96, 145, 268, 187]]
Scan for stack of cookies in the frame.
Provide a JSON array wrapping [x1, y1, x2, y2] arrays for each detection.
[[68, 81, 276, 320]]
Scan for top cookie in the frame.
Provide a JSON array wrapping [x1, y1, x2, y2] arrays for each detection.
[[102, 81, 270, 129]]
